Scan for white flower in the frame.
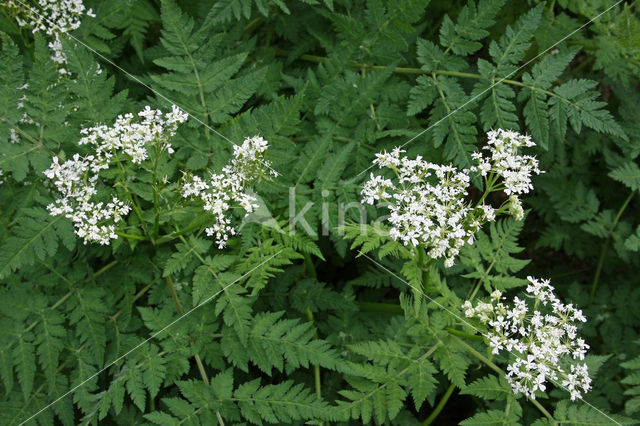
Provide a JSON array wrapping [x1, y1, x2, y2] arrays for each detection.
[[7, 0, 95, 68], [360, 129, 542, 266], [78, 106, 187, 164], [464, 277, 591, 401], [471, 129, 543, 196], [44, 105, 187, 245], [182, 136, 273, 249]]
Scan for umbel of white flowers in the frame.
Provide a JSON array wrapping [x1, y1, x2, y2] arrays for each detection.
[[181, 136, 277, 249], [44, 105, 188, 245], [463, 277, 591, 401], [361, 129, 542, 267], [6, 0, 95, 72]]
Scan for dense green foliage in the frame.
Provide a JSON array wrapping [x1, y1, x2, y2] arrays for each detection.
[[0, 0, 639, 424]]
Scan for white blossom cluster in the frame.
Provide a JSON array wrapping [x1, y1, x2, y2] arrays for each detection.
[[44, 154, 130, 245], [78, 105, 188, 165], [181, 136, 277, 249], [44, 105, 188, 244], [361, 147, 496, 267], [7, 0, 95, 72], [462, 277, 591, 401], [361, 129, 540, 267], [471, 129, 542, 197]]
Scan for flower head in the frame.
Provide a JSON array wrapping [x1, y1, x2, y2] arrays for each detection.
[[464, 277, 591, 401], [6, 0, 95, 70], [44, 105, 187, 245], [181, 136, 275, 249], [360, 129, 541, 267]]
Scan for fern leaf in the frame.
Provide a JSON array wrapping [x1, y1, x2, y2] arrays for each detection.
[[489, 4, 543, 75], [13, 333, 35, 400], [550, 79, 627, 140], [163, 236, 213, 277], [439, 0, 507, 56], [461, 374, 510, 400], [0, 208, 75, 279], [429, 76, 478, 169], [193, 262, 251, 343], [552, 399, 635, 425], [68, 287, 108, 366], [35, 310, 66, 393], [609, 161, 640, 192]]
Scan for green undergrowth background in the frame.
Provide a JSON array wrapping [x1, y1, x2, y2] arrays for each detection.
[[0, 0, 640, 424]]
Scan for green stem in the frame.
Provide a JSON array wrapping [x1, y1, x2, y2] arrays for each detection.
[[115, 231, 149, 241], [166, 276, 210, 385], [111, 280, 156, 322], [303, 253, 317, 279], [449, 334, 557, 424], [444, 327, 484, 341], [94, 260, 119, 277], [114, 160, 148, 235], [152, 145, 161, 241], [416, 246, 431, 295], [11, 126, 55, 156], [303, 254, 323, 425], [156, 214, 213, 245], [420, 382, 456, 426], [306, 309, 323, 404], [589, 191, 635, 304], [275, 50, 566, 101]]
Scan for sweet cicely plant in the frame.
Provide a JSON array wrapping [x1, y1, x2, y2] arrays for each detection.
[[1, 1, 638, 425], [44, 105, 275, 247], [353, 129, 594, 407]]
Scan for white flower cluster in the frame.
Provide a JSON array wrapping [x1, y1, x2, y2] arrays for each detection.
[[7, 0, 95, 71], [44, 105, 188, 244], [78, 105, 188, 165], [362, 147, 495, 267], [44, 154, 130, 245], [182, 136, 276, 249], [361, 129, 540, 267], [463, 277, 591, 401], [471, 129, 542, 195]]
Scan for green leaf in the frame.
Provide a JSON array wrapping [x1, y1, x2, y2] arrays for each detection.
[[461, 375, 511, 400], [0, 208, 75, 279], [609, 161, 640, 192]]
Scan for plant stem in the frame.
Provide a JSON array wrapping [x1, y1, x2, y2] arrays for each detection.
[[420, 382, 456, 426], [152, 144, 161, 241], [416, 246, 431, 295], [274, 50, 567, 102], [444, 327, 484, 341], [111, 280, 156, 322], [449, 334, 557, 424], [156, 214, 212, 245], [115, 231, 149, 241], [114, 159, 149, 236], [11, 126, 56, 156], [166, 276, 210, 385], [307, 309, 323, 400], [589, 191, 635, 304], [303, 253, 317, 279], [94, 260, 119, 277], [303, 254, 323, 425]]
